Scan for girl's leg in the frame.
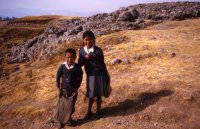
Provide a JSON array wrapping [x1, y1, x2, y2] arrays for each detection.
[[88, 98, 94, 114], [84, 98, 93, 120], [96, 96, 102, 119]]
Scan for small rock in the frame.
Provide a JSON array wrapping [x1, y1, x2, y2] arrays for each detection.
[[0, 38, 4, 42], [12, 65, 20, 72], [149, 37, 157, 40], [122, 59, 130, 64], [159, 107, 164, 113], [143, 114, 150, 120], [110, 58, 122, 65], [154, 122, 158, 126], [183, 93, 194, 102], [133, 54, 142, 61], [116, 120, 122, 125], [118, 11, 134, 21], [0, 69, 7, 78], [143, 45, 149, 50], [26, 70, 32, 78], [170, 52, 176, 57]]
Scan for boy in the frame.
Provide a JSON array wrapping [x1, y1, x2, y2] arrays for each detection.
[[55, 48, 83, 128]]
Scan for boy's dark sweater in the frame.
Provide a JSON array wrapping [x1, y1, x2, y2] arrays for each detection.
[[56, 63, 83, 96], [78, 46, 106, 76]]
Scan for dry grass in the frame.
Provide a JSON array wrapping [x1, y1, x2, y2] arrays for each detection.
[[0, 18, 200, 129], [12, 106, 45, 117], [8, 15, 74, 24]]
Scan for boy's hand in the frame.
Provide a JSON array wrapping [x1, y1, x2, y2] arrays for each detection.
[[73, 89, 78, 96], [57, 88, 61, 97]]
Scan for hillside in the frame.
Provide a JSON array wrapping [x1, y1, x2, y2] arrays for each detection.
[[0, 15, 76, 56], [0, 17, 200, 129], [7, 2, 200, 64]]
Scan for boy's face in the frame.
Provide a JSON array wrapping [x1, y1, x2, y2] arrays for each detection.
[[83, 36, 94, 48], [65, 52, 76, 66]]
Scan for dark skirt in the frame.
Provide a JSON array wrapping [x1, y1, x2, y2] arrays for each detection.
[[86, 74, 109, 98]]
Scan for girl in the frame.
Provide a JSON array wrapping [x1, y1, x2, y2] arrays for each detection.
[[78, 30, 109, 120]]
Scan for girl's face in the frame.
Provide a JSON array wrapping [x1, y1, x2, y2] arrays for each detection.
[[83, 36, 94, 48], [65, 52, 76, 66]]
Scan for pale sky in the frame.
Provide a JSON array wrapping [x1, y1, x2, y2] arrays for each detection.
[[0, 0, 198, 17], [0, 0, 197, 13]]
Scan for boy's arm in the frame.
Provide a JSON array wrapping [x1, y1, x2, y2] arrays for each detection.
[[74, 67, 83, 93], [56, 65, 63, 88], [77, 67, 83, 88]]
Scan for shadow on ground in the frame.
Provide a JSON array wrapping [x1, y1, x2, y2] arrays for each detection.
[[75, 89, 174, 126], [101, 89, 174, 117]]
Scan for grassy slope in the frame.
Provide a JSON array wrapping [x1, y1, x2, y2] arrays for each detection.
[[0, 15, 76, 52], [0, 18, 200, 129]]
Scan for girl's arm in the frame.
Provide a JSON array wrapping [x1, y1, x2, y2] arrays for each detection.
[[78, 49, 86, 67], [89, 48, 104, 61]]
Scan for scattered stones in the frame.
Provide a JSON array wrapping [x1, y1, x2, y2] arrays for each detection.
[[9, 2, 200, 63], [133, 52, 159, 61], [110, 58, 131, 65]]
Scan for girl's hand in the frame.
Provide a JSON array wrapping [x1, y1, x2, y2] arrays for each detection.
[[85, 54, 91, 59]]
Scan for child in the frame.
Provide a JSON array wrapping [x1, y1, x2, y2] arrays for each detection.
[[55, 48, 83, 128], [78, 30, 109, 120]]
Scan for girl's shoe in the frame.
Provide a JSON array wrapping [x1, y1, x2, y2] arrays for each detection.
[[84, 112, 92, 120], [66, 119, 76, 126], [95, 112, 102, 120]]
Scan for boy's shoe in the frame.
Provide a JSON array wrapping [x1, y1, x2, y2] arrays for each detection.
[[58, 122, 65, 129]]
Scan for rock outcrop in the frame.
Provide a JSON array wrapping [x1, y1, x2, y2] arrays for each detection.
[[9, 2, 200, 63]]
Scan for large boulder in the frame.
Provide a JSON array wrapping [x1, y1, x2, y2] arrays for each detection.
[[118, 9, 139, 21]]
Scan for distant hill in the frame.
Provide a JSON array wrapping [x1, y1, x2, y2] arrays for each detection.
[[0, 8, 100, 18]]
